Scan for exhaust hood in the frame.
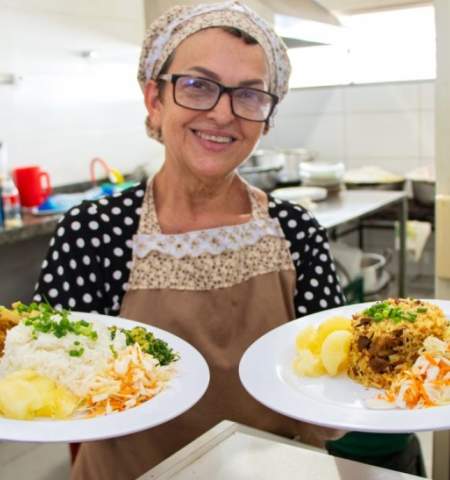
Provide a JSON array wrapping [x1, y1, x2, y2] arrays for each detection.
[[267, 0, 344, 48], [144, 0, 344, 48]]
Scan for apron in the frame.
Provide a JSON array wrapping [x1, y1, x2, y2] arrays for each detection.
[[72, 178, 299, 480]]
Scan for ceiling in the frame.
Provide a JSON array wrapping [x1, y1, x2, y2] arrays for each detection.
[[316, 0, 431, 14]]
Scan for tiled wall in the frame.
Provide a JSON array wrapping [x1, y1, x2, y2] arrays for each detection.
[[0, 0, 164, 187], [0, 0, 435, 185], [260, 81, 435, 175]]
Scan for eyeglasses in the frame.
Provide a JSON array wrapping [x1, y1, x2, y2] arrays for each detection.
[[158, 74, 278, 122]]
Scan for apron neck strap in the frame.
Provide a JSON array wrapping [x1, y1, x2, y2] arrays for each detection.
[[246, 184, 268, 220]]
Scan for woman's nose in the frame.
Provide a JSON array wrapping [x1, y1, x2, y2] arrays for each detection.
[[205, 92, 235, 124]]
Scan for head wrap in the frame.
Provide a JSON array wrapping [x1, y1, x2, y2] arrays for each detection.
[[137, 0, 291, 142]]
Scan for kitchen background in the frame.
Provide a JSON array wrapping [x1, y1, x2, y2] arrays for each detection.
[[0, 0, 438, 300], [0, 0, 435, 186], [0, 0, 448, 479]]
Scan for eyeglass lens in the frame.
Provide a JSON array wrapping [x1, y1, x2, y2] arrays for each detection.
[[174, 76, 273, 121]]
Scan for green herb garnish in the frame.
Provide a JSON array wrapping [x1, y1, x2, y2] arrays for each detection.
[[69, 347, 85, 357], [13, 301, 98, 350], [363, 300, 418, 324], [109, 325, 179, 366]]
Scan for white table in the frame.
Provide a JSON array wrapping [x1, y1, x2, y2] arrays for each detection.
[[139, 421, 424, 480], [312, 190, 408, 297]]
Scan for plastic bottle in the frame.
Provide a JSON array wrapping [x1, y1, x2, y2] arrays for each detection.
[[1, 177, 22, 229], [0, 185, 4, 230], [0, 142, 22, 229]]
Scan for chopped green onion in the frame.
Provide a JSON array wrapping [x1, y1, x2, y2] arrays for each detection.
[[69, 347, 84, 357]]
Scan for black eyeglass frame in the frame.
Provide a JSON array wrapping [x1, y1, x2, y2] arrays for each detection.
[[158, 73, 279, 123]]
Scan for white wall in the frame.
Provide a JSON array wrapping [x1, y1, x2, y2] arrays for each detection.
[[261, 80, 435, 175], [0, 0, 435, 185], [0, 0, 164, 187]]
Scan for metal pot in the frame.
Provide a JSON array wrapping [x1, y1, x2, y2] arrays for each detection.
[[361, 252, 386, 294], [411, 180, 435, 206], [277, 148, 313, 183], [239, 149, 284, 190]]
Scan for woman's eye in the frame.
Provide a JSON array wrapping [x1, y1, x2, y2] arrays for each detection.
[[187, 79, 213, 91], [236, 89, 259, 102], [190, 80, 205, 89]]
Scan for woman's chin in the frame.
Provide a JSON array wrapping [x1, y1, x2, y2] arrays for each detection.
[[188, 161, 237, 181]]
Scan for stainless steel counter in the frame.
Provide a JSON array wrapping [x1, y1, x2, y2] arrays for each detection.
[[0, 212, 60, 246], [313, 189, 408, 297]]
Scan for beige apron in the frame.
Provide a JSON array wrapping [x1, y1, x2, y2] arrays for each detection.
[[72, 179, 300, 480]]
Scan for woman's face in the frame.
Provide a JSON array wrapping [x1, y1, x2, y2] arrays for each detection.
[[145, 28, 270, 181]]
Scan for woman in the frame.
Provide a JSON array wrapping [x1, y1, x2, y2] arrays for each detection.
[[34, 2, 345, 479]]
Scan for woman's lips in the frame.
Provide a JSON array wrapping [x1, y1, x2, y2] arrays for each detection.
[[190, 129, 237, 153]]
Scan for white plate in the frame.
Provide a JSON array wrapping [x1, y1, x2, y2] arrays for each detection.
[[239, 300, 450, 433], [271, 186, 327, 202], [0, 312, 210, 442]]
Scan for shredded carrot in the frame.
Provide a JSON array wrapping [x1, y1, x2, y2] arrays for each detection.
[[81, 343, 175, 417]]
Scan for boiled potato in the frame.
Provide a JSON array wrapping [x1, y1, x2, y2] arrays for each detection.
[[53, 385, 79, 419], [293, 349, 326, 377], [316, 317, 352, 347], [0, 375, 38, 419], [320, 330, 352, 376], [0, 369, 78, 419], [295, 325, 317, 351]]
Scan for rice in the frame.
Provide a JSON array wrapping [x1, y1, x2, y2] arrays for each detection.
[[0, 321, 126, 397], [348, 298, 449, 389]]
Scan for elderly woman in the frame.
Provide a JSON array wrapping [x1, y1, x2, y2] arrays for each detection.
[[34, 2, 346, 479]]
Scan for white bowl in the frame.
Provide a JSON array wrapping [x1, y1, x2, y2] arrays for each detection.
[[271, 186, 327, 203]]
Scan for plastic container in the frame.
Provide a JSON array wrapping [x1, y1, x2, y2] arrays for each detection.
[[1, 176, 23, 229], [0, 142, 22, 229], [0, 186, 4, 230], [299, 161, 345, 186]]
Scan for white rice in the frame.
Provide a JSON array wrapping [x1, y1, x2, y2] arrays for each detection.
[[0, 321, 127, 397]]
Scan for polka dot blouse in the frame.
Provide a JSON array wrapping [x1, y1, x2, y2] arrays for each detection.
[[34, 183, 345, 317]]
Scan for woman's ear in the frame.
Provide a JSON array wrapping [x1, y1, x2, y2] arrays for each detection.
[[144, 80, 162, 131]]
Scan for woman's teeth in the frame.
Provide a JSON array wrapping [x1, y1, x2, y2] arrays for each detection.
[[194, 130, 234, 144]]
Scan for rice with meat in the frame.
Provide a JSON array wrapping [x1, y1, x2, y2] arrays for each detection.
[[348, 298, 449, 389]]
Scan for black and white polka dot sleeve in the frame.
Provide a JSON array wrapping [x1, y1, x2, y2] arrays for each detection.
[[33, 203, 107, 313], [34, 184, 144, 315], [269, 197, 346, 318]]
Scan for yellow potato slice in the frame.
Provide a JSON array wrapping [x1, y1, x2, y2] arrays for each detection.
[[0, 375, 39, 419], [320, 330, 352, 376], [295, 325, 322, 354], [316, 316, 352, 346], [53, 385, 79, 419], [293, 349, 326, 377], [295, 325, 316, 350], [0, 369, 78, 419]]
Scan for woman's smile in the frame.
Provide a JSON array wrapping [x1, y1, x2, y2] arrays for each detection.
[[189, 127, 238, 153]]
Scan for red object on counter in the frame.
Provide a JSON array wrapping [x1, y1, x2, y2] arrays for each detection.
[[13, 165, 52, 208]]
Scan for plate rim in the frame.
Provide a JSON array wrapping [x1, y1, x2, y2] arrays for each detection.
[[0, 311, 210, 442], [239, 299, 450, 433]]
